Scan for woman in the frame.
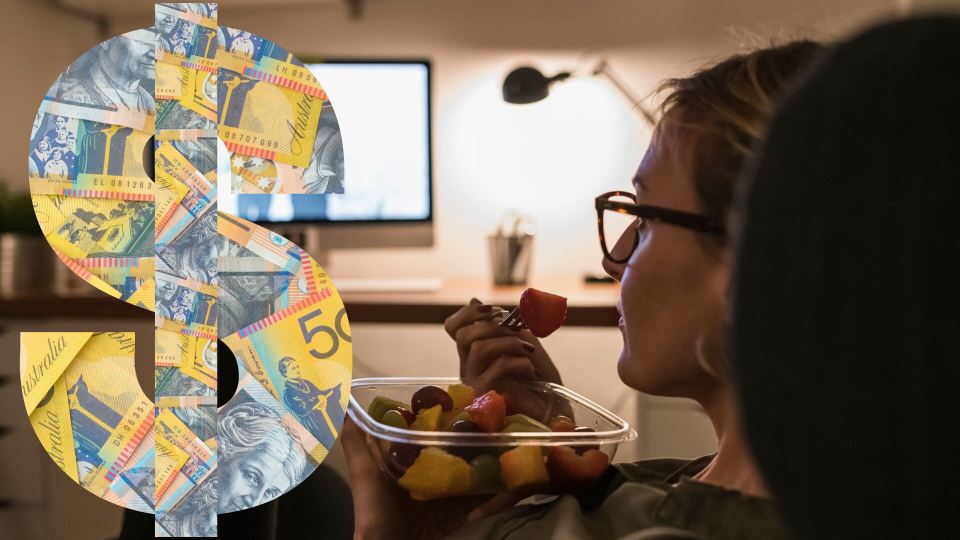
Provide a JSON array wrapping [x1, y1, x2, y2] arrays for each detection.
[[345, 39, 824, 540], [218, 402, 308, 514], [44, 147, 69, 178], [30, 137, 51, 175]]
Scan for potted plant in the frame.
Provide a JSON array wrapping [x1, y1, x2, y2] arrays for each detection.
[[0, 182, 53, 296]]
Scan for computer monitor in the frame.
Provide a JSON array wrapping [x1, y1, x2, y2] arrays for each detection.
[[218, 59, 434, 252]]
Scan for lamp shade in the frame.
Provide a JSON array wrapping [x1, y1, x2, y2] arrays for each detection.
[[503, 66, 569, 104]]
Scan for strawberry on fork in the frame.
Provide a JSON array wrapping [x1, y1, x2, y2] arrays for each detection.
[[499, 288, 568, 338]]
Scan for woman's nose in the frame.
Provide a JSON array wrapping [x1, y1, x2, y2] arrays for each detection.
[[601, 252, 623, 282], [601, 225, 636, 282]]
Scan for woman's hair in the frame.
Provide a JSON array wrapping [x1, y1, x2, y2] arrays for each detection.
[[655, 40, 825, 248], [654, 40, 825, 380], [278, 356, 295, 377], [219, 402, 307, 495]]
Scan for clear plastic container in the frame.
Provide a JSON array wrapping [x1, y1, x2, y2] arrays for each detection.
[[349, 377, 637, 500]]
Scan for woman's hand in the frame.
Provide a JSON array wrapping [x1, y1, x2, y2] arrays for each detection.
[[444, 298, 562, 384], [342, 416, 522, 540]]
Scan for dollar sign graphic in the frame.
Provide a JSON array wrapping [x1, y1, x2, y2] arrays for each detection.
[[21, 4, 350, 536]]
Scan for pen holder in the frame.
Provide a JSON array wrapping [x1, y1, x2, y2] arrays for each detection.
[[487, 233, 534, 286]]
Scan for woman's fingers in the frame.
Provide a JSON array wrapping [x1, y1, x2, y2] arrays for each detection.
[[454, 322, 523, 374], [464, 336, 536, 379], [444, 298, 484, 338], [443, 298, 502, 339], [472, 355, 538, 381]]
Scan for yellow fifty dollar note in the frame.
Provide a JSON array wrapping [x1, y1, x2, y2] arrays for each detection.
[[218, 69, 323, 169]]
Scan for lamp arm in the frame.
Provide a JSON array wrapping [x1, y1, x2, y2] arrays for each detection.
[[593, 60, 657, 127]]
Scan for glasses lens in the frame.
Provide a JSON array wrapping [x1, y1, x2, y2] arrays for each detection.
[[602, 195, 638, 261]]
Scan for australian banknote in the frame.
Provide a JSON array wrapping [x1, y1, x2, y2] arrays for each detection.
[[21, 332, 155, 509], [216, 28, 343, 192]]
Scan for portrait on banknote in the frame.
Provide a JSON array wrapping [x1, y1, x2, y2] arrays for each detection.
[[303, 101, 345, 194], [220, 28, 263, 56], [155, 6, 177, 50], [218, 397, 309, 512], [279, 357, 343, 449], [47, 34, 154, 115], [157, 473, 218, 536], [28, 113, 79, 178]]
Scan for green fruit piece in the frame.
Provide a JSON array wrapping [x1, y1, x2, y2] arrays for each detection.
[[368, 396, 410, 423], [502, 423, 550, 433], [381, 409, 408, 429], [469, 454, 502, 490], [504, 414, 550, 432]]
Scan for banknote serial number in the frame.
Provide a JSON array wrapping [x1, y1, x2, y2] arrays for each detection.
[[92, 179, 153, 189], [221, 131, 280, 149], [112, 404, 147, 446]]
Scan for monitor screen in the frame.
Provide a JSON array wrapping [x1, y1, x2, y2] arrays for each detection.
[[218, 60, 432, 224]]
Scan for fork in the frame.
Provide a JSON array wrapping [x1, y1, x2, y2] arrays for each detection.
[[498, 307, 527, 329]]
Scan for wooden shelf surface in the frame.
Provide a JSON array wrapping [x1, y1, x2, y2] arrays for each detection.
[[0, 279, 620, 326]]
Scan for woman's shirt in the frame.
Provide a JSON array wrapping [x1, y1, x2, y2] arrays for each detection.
[[447, 455, 790, 540]]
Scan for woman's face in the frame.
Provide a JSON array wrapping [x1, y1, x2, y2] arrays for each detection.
[[157, 278, 178, 302], [218, 447, 292, 512], [602, 127, 729, 399]]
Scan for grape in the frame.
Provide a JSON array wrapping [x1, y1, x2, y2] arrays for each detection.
[[447, 420, 484, 460], [381, 409, 408, 429], [412, 385, 454, 414], [386, 442, 422, 476], [469, 454, 503, 490], [448, 420, 484, 433], [395, 407, 415, 425]]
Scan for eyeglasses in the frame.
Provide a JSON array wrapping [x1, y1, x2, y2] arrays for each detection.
[[595, 191, 726, 264]]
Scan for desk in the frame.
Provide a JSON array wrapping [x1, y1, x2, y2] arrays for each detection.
[[0, 279, 620, 326]]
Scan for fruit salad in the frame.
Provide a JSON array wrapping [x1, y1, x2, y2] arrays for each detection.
[[353, 379, 634, 501]]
